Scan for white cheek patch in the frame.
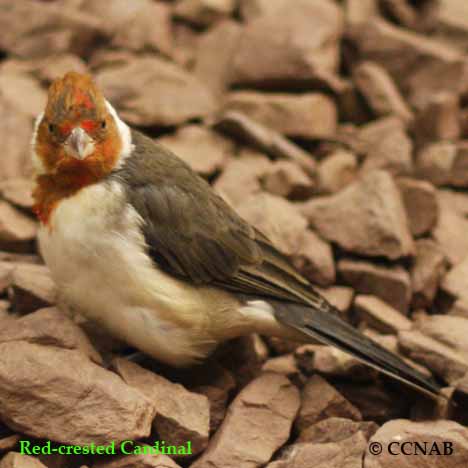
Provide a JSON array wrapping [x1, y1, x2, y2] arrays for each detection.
[[105, 100, 134, 168], [31, 112, 47, 175]]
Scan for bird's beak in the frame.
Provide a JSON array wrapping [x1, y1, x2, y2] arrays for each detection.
[[65, 127, 95, 160]]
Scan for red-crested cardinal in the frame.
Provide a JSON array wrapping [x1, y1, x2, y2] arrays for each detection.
[[31, 72, 440, 398]]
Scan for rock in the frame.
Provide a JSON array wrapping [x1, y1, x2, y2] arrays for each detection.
[[293, 231, 335, 287], [171, 22, 199, 69], [416, 141, 457, 186], [338, 259, 411, 314], [0, 178, 34, 211], [194, 20, 242, 96], [295, 375, 362, 432], [31, 53, 89, 84], [0, 202, 37, 245], [301, 171, 414, 260], [261, 161, 315, 200], [296, 344, 377, 381], [398, 330, 468, 383], [379, 0, 436, 30], [413, 92, 461, 144], [0, 342, 155, 445], [354, 295, 412, 334], [94, 453, 182, 468], [353, 61, 413, 123], [266, 432, 367, 468], [157, 125, 234, 177], [0, 307, 101, 364], [190, 372, 300, 468], [113, 359, 209, 455], [442, 256, 468, 302], [238, 0, 290, 21], [0, 94, 33, 182], [231, 0, 344, 87], [0, 434, 20, 453], [236, 193, 307, 256], [345, 0, 379, 31], [96, 55, 216, 127], [410, 239, 446, 308], [449, 299, 468, 319], [397, 178, 438, 237], [317, 150, 358, 194], [298, 417, 379, 443], [262, 354, 304, 387], [83, 0, 172, 55], [224, 92, 337, 140], [0, 453, 47, 468], [8, 263, 56, 313], [351, 17, 463, 92], [315, 286, 355, 315], [214, 150, 272, 206], [0, 263, 14, 295], [364, 419, 468, 468], [417, 315, 468, 362], [0, 0, 101, 58], [438, 189, 468, 217], [214, 111, 316, 176], [175, 0, 236, 27]]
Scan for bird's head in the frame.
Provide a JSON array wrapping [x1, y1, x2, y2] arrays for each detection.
[[33, 72, 127, 181]]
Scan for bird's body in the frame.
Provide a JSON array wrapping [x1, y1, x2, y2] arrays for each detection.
[[32, 72, 441, 398]]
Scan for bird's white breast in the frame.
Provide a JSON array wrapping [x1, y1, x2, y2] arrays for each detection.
[[37, 180, 232, 365]]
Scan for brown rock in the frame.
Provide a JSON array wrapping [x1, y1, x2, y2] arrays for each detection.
[[397, 178, 438, 237], [231, 0, 344, 87], [380, 0, 436, 30], [174, 0, 236, 27], [238, 0, 290, 21], [213, 150, 272, 206], [94, 453, 182, 468], [236, 193, 307, 256], [442, 256, 468, 302], [0, 179, 34, 211], [157, 126, 234, 177], [0, 434, 20, 453], [0, 307, 101, 364], [416, 141, 457, 186], [301, 171, 414, 260], [317, 150, 358, 194], [262, 354, 304, 387], [353, 61, 413, 123], [194, 20, 242, 96], [261, 161, 315, 200], [8, 263, 56, 313], [31, 54, 88, 84], [398, 330, 468, 383], [345, 0, 379, 31], [364, 419, 468, 468], [113, 359, 209, 455], [338, 259, 412, 314], [296, 375, 362, 432], [214, 111, 316, 176], [96, 56, 216, 127], [314, 286, 355, 317], [0, 452, 47, 468], [267, 432, 367, 468], [0, 202, 37, 245], [0, 94, 33, 182], [438, 189, 468, 217], [449, 299, 468, 319], [0, 342, 155, 444], [413, 92, 461, 143], [224, 92, 337, 140], [0, 263, 14, 295], [298, 417, 379, 443], [410, 239, 446, 308], [191, 372, 300, 468], [354, 295, 412, 334]]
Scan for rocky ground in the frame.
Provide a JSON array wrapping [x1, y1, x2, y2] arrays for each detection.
[[2, 0, 468, 467]]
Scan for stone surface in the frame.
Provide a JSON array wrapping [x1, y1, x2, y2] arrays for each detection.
[[353, 61, 413, 123], [410, 239, 446, 308], [157, 125, 234, 177], [301, 171, 414, 260], [190, 372, 300, 468], [296, 375, 362, 432], [442, 256, 468, 302], [364, 419, 468, 467], [96, 55, 216, 127], [0, 453, 47, 468], [0, 178, 34, 211], [397, 178, 438, 237], [267, 432, 367, 468], [0, 342, 155, 445], [174, 0, 237, 27], [317, 150, 358, 194], [338, 259, 412, 314], [113, 359, 209, 455], [354, 295, 412, 334], [0, 202, 37, 245], [398, 330, 468, 384], [231, 0, 344, 87], [94, 453, 182, 468], [224, 92, 337, 140]]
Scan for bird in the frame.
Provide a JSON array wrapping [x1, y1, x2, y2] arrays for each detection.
[[31, 72, 440, 398]]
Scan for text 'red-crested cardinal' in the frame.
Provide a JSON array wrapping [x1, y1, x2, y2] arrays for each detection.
[[31, 72, 440, 398]]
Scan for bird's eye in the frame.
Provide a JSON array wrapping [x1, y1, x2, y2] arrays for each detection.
[[101, 120, 106, 129], [48, 123, 55, 133]]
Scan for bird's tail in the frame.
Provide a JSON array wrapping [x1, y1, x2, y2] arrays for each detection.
[[273, 296, 441, 399]]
